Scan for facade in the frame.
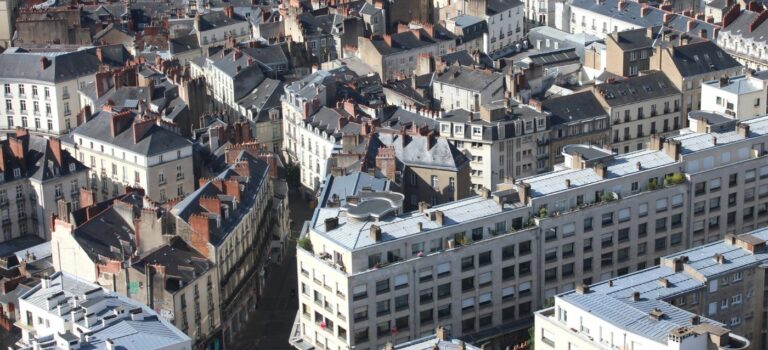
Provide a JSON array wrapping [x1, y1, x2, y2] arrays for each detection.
[[651, 40, 744, 123], [356, 24, 458, 81], [534, 227, 768, 350], [593, 71, 684, 154], [540, 91, 611, 166], [189, 48, 266, 113], [485, 0, 525, 54], [14, 271, 192, 350], [439, 102, 549, 192], [236, 78, 284, 154], [433, 65, 505, 113], [566, 0, 719, 40], [0, 129, 88, 241], [701, 72, 768, 120], [0, 49, 103, 135], [717, 7, 768, 71], [295, 112, 768, 350], [66, 110, 194, 204], [601, 27, 656, 77], [172, 151, 274, 346], [194, 8, 252, 49]]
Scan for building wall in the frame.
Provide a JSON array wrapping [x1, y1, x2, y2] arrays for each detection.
[[568, 6, 637, 39], [701, 79, 768, 120], [433, 76, 504, 112], [0, 0, 17, 48], [404, 165, 471, 207], [602, 94, 684, 154], [486, 4, 524, 53]]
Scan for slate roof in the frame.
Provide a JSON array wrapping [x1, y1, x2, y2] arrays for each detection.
[[241, 45, 289, 68], [197, 10, 246, 31], [72, 111, 193, 156], [0, 50, 102, 83], [317, 172, 390, 209], [666, 41, 742, 77], [376, 132, 469, 171], [571, 0, 720, 40], [237, 78, 283, 121], [434, 65, 503, 92], [369, 25, 457, 56], [132, 238, 213, 293], [169, 33, 201, 54], [722, 10, 768, 43], [609, 27, 655, 50], [541, 91, 608, 126], [172, 152, 269, 246], [594, 71, 680, 107], [0, 132, 87, 184]]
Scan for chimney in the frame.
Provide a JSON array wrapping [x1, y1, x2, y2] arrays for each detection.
[[565, 179, 571, 188], [674, 257, 685, 272], [594, 163, 607, 178], [80, 188, 96, 209], [382, 34, 392, 47], [517, 182, 531, 205], [691, 315, 701, 325], [649, 134, 663, 150], [370, 225, 382, 242], [641, 4, 651, 17], [658, 277, 670, 287], [631, 291, 640, 301], [737, 122, 750, 137], [106, 338, 114, 350], [224, 6, 234, 18], [687, 19, 696, 32], [635, 161, 642, 171], [664, 12, 674, 23], [435, 326, 448, 340], [649, 308, 665, 321], [132, 118, 155, 144], [699, 28, 708, 38], [575, 283, 590, 294], [480, 188, 491, 199], [663, 139, 681, 160], [433, 210, 444, 226], [417, 222, 423, 231], [199, 196, 222, 215], [418, 201, 430, 213], [324, 217, 339, 231], [617, 0, 626, 10], [49, 137, 63, 166], [96, 47, 104, 63], [40, 57, 50, 70]]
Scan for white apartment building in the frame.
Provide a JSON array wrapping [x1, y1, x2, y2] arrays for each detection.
[[485, 0, 525, 54], [294, 112, 768, 350], [66, 110, 195, 204], [189, 48, 265, 112], [433, 66, 504, 113], [701, 72, 768, 120], [534, 227, 768, 350], [717, 9, 768, 71], [438, 103, 549, 192], [194, 7, 252, 49], [15, 272, 192, 350], [0, 50, 103, 135]]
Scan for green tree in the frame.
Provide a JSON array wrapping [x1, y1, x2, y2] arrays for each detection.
[[298, 236, 313, 252]]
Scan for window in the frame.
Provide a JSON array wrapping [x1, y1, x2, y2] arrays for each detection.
[[638, 203, 648, 217], [502, 244, 515, 260], [583, 217, 593, 231], [710, 178, 721, 192], [394, 274, 408, 290], [437, 303, 451, 319], [655, 237, 667, 251], [461, 276, 474, 292], [461, 256, 474, 271], [376, 279, 389, 294], [419, 288, 433, 304], [431, 175, 438, 189], [601, 212, 613, 226], [478, 251, 492, 266], [656, 198, 668, 212], [376, 300, 390, 316], [437, 283, 451, 299], [710, 197, 720, 210]]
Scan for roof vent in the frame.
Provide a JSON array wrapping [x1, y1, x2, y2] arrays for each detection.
[[565, 179, 571, 188], [608, 280, 614, 287], [631, 291, 640, 301], [324, 217, 339, 231], [370, 224, 382, 242], [713, 253, 726, 264], [691, 315, 701, 325], [658, 277, 670, 288], [649, 308, 665, 321]]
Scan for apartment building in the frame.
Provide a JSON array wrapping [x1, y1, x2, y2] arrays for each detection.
[[599, 27, 657, 77], [189, 48, 266, 112], [433, 65, 505, 113], [717, 5, 768, 71], [701, 72, 768, 120], [194, 7, 251, 49], [172, 151, 273, 346], [0, 129, 88, 241], [66, 110, 195, 204], [357, 24, 458, 81], [540, 91, 611, 166], [439, 102, 549, 192], [50, 191, 222, 349], [0, 49, 103, 135], [651, 40, 744, 122], [593, 71, 683, 154], [565, 0, 719, 40], [15, 271, 191, 350], [535, 227, 768, 349], [294, 110, 768, 350], [485, 0, 525, 54]]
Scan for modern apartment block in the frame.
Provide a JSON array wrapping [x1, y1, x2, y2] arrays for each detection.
[[294, 112, 768, 350], [534, 226, 768, 350], [701, 72, 768, 120], [593, 71, 683, 154], [15, 271, 191, 350]]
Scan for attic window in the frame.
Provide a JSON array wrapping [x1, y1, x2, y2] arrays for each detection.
[[13, 168, 20, 178], [69, 163, 76, 172]]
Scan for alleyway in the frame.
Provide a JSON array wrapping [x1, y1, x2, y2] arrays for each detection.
[[230, 190, 313, 350]]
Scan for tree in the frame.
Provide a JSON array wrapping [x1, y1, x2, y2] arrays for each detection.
[[298, 236, 313, 252], [285, 161, 300, 188]]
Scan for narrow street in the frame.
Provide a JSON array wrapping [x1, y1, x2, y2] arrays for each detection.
[[230, 190, 313, 350]]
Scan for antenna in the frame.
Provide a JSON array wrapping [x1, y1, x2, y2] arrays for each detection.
[[651, 24, 664, 48]]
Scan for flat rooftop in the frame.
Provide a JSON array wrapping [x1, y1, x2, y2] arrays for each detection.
[[703, 74, 766, 95]]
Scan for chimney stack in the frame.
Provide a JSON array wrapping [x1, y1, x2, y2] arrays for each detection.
[[370, 225, 382, 242]]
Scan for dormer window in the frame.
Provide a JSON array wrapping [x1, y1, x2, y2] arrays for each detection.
[[13, 168, 20, 178], [69, 163, 75, 172]]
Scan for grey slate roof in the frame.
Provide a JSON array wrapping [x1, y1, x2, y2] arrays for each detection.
[[318, 172, 390, 208], [169, 33, 201, 54], [197, 10, 246, 31], [241, 45, 289, 68], [237, 78, 283, 121], [377, 132, 469, 171], [542, 91, 608, 126], [434, 65, 503, 92], [486, 0, 523, 15], [0, 50, 102, 83], [594, 71, 680, 107], [666, 41, 742, 77], [132, 238, 212, 293], [72, 111, 193, 156]]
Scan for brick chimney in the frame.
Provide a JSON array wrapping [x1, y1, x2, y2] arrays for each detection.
[[40, 57, 50, 70], [382, 34, 392, 47], [188, 213, 211, 256], [224, 6, 234, 18], [375, 146, 396, 180], [110, 111, 133, 137], [49, 137, 63, 166], [8, 136, 27, 166], [749, 9, 768, 32], [641, 4, 651, 17], [223, 179, 241, 201], [96, 47, 104, 63], [343, 100, 356, 117], [687, 19, 696, 31], [199, 196, 222, 215], [132, 118, 155, 144], [80, 188, 96, 208]]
